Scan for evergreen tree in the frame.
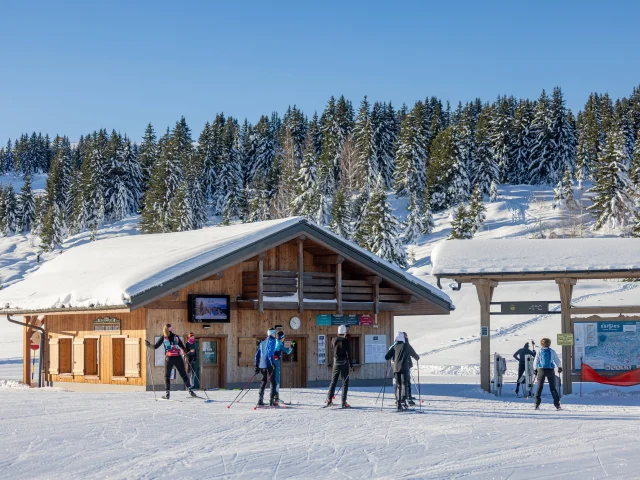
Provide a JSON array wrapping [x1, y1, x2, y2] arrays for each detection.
[[218, 118, 244, 224], [467, 185, 486, 233], [489, 96, 513, 182], [588, 124, 637, 230], [421, 188, 435, 234], [353, 96, 375, 190], [1, 186, 18, 235], [403, 191, 424, 244], [393, 101, 428, 196], [489, 180, 499, 202], [553, 168, 575, 210], [548, 87, 576, 179], [427, 126, 469, 210], [292, 139, 319, 219], [329, 188, 350, 238], [40, 202, 65, 250], [359, 176, 407, 267], [529, 90, 554, 184], [168, 181, 193, 232], [472, 107, 499, 195], [138, 123, 158, 194], [17, 174, 35, 233], [630, 129, 640, 186], [509, 100, 534, 184], [449, 204, 473, 239]]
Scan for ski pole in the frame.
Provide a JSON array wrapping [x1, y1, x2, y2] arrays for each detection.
[[185, 356, 210, 400], [289, 343, 294, 404], [410, 371, 424, 404], [146, 347, 157, 401], [380, 362, 390, 411], [228, 372, 259, 408], [376, 363, 389, 405], [417, 360, 423, 414]]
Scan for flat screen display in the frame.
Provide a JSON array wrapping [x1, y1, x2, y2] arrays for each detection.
[[188, 294, 231, 323]]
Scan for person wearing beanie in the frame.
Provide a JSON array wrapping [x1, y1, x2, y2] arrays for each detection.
[[254, 328, 278, 406], [513, 340, 536, 395], [533, 337, 562, 410], [184, 332, 198, 386], [385, 331, 420, 410], [325, 325, 353, 408], [403, 332, 416, 405], [273, 330, 293, 402], [145, 324, 196, 400]]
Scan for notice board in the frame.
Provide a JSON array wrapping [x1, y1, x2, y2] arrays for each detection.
[[365, 335, 387, 363]]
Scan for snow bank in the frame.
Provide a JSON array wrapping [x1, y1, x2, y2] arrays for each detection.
[[431, 238, 640, 276]]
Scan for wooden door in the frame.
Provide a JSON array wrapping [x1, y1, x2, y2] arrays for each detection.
[[199, 338, 221, 389], [280, 337, 306, 388]]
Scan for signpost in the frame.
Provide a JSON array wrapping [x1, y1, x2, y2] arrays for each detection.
[[490, 301, 561, 315], [315, 314, 376, 326], [557, 333, 574, 346]]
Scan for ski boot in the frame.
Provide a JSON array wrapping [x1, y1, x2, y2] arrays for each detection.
[[162, 391, 170, 400], [341, 402, 351, 409], [555, 404, 562, 410], [270, 398, 279, 407], [188, 388, 197, 398], [325, 399, 334, 407], [408, 398, 416, 406], [534, 404, 540, 410]]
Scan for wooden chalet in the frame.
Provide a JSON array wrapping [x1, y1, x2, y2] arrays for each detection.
[[1, 217, 453, 391]]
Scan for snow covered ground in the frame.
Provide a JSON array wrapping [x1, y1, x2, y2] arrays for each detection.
[[1, 382, 639, 479]]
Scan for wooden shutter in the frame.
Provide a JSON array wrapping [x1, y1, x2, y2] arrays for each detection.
[[124, 338, 141, 378], [238, 337, 258, 367], [49, 338, 59, 375], [73, 338, 85, 375]]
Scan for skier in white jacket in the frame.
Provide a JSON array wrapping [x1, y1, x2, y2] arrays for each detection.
[[533, 337, 562, 410]]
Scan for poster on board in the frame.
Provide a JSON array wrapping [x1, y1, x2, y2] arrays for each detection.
[[365, 335, 387, 363], [318, 335, 326, 365], [574, 321, 640, 371]]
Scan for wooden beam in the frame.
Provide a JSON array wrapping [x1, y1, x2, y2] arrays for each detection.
[[258, 253, 265, 314], [23, 316, 32, 386], [570, 305, 640, 315], [573, 314, 640, 322], [336, 261, 343, 315], [556, 278, 576, 395], [298, 238, 304, 313], [449, 271, 640, 283], [374, 281, 380, 315], [313, 254, 344, 266], [473, 279, 497, 393]]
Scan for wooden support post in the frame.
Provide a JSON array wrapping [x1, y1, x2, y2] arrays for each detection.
[[473, 279, 497, 392], [23, 316, 32, 386], [297, 237, 305, 313], [336, 258, 344, 314], [557, 278, 577, 395], [372, 276, 382, 315], [258, 253, 265, 314]]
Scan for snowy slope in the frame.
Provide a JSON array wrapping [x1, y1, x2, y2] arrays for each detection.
[[2, 383, 640, 479]]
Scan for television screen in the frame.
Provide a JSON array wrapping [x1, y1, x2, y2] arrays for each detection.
[[188, 295, 231, 323]]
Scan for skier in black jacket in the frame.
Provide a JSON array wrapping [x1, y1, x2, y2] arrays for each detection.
[[325, 325, 353, 408], [385, 331, 420, 410], [145, 324, 196, 400], [513, 341, 535, 395], [184, 332, 198, 386], [404, 332, 416, 405]]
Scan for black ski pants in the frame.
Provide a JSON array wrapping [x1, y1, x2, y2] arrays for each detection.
[[534, 368, 560, 407], [259, 366, 276, 401], [164, 355, 191, 392], [395, 367, 410, 404], [327, 362, 350, 403], [515, 363, 525, 393]]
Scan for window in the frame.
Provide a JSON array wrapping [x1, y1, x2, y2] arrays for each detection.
[[59, 338, 72, 374], [84, 338, 99, 376], [112, 337, 125, 377], [327, 335, 361, 365], [238, 337, 260, 367]]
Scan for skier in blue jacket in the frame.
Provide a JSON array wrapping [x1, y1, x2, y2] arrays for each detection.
[[255, 328, 278, 406], [533, 337, 562, 410], [273, 330, 293, 402]]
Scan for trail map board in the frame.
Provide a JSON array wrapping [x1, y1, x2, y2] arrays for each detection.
[[574, 321, 640, 372]]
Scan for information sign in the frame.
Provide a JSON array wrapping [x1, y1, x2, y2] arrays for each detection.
[[317, 335, 326, 365], [365, 335, 387, 363], [500, 302, 550, 315], [556, 333, 574, 346]]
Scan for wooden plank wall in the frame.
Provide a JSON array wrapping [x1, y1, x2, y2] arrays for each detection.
[[44, 310, 146, 386], [146, 243, 393, 387]]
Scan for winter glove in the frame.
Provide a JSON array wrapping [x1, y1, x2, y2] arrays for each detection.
[[254, 367, 260, 374], [145, 340, 152, 348], [557, 367, 563, 373]]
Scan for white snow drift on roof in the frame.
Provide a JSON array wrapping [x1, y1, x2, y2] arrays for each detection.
[[431, 238, 640, 276], [0, 217, 451, 312]]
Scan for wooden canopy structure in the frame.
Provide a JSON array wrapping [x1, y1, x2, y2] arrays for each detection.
[[432, 238, 640, 394]]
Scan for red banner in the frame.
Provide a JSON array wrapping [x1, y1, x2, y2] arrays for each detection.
[[581, 363, 640, 386]]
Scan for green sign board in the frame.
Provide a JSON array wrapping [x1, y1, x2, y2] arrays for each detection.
[[557, 333, 574, 346], [500, 302, 550, 315], [315, 314, 374, 326]]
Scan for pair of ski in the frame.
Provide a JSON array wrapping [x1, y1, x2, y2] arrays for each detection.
[[254, 402, 292, 410]]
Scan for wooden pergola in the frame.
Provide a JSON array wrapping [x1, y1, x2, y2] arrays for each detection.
[[431, 239, 640, 394]]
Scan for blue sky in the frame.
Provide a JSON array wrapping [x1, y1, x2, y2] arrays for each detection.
[[1, 0, 638, 142]]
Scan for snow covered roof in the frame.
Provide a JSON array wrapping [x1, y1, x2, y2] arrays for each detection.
[[431, 238, 640, 278], [0, 217, 453, 313]]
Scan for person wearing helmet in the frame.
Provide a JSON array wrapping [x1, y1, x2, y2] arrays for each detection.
[[145, 324, 196, 400], [325, 325, 353, 408], [254, 328, 278, 406], [273, 330, 293, 403], [385, 331, 420, 410], [513, 340, 536, 395]]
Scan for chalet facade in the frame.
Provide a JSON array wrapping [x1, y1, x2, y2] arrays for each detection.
[[1, 217, 453, 391]]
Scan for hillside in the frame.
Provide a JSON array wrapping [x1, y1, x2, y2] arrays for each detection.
[[0, 179, 635, 380]]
